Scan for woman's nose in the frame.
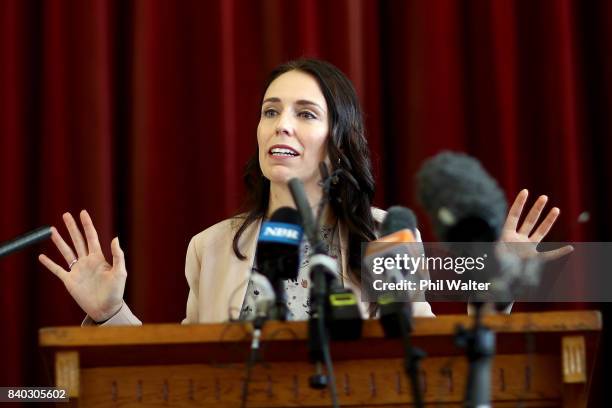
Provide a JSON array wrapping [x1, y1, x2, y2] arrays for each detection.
[[275, 112, 294, 136]]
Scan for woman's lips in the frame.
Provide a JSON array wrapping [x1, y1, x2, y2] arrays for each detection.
[[268, 144, 300, 158]]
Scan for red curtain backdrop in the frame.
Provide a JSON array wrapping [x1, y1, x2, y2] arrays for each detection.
[[1, 0, 611, 394]]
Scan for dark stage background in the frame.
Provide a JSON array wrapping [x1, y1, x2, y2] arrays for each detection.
[[1, 0, 611, 403]]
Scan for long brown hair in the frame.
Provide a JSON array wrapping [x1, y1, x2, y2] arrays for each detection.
[[232, 58, 377, 282]]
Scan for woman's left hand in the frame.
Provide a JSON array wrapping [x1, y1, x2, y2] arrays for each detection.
[[499, 189, 574, 261]]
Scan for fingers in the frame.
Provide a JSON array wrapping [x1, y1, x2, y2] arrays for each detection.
[[540, 244, 574, 262], [80, 210, 102, 254], [518, 195, 549, 236], [503, 189, 528, 231], [38, 254, 68, 282], [110, 237, 125, 272], [63, 212, 88, 258], [530, 207, 561, 242], [50, 226, 77, 266]]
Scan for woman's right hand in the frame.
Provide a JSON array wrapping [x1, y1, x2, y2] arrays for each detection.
[[38, 210, 127, 322]]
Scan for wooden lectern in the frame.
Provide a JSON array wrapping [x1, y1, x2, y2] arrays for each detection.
[[39, 310, 601, 407]]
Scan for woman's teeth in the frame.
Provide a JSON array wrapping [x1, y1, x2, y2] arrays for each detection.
[[270, 148, 299, 157]]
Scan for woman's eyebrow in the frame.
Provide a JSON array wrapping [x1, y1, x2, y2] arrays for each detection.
[[262, 97, 325, 112], [294, 100, 325, 112], [262, 97, 281, 104]]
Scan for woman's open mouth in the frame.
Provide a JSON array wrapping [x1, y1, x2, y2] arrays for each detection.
[[269, 145, 300, 158]]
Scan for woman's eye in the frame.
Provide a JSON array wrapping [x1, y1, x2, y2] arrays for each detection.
[[262, 109, 277, 118], [299, 111, 316, 120]]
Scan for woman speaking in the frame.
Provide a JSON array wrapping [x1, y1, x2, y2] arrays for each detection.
[[37, 59, 570, 325]]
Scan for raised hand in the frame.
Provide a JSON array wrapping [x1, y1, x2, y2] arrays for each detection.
[[38, 210, 127, 322], [500, 189, 573, 261]]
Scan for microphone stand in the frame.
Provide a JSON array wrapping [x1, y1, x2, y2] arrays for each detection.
[[307, 252, 333, 389], [380, 299, 425, 408], [307, 251, 341, 408], [455, 301, 495, 408], [241, 272, 275, 408], [445, 223, 498, 408], [456, 247, 536, 408]]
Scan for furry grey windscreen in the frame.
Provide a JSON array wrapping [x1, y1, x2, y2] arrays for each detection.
[[416, 151, 508, 241]]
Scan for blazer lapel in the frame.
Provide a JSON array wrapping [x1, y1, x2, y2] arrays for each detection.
[[223, 218, 262, 321]]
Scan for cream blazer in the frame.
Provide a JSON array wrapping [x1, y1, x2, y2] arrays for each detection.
[[85, 208, 434, 326]]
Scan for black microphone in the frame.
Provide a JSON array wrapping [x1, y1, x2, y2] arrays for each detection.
[[416, 151, 507, 242], [416, 151, 504, 408], [288, 176, 362, 340], [369, 207, 426, 408], [288, 178, 334, 393], [371, 206, 420, 337], [0, 226, 52, 258], [381, 206, 418, 236], [256, 207, 303, 320], [244, 210, 301, 408], [288, 178, 325, 254]]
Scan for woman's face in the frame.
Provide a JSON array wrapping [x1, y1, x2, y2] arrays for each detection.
[[257, 70, 329, 186]]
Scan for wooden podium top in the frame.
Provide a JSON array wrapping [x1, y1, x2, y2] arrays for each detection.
[[40, 310, 601, 346], [39, 310, 601, 368]]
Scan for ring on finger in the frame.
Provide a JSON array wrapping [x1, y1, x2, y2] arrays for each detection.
[[68, 259, 78, 271]]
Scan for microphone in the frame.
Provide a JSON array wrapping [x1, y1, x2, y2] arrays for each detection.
[[416, 151, 507, 242], [416, 151, 506, 408], [288, 175, 358, 407], [367, 206, 426, 408], [244, 208, 301, 406], [288, 176, 362, 339], [364, 207, 423, 336], [381, 206, 418, 237], [256, 207, 303, 320], [364, 207, 423, 298], [416, 151, 514, 301], [288, 178, 325, 254], [0, 226, 52, 258]]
